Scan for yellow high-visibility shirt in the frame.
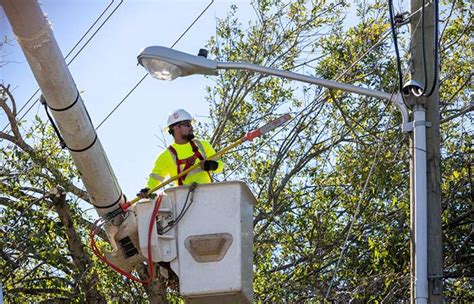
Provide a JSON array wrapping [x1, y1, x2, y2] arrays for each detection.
[[146, 139, 223, 189]]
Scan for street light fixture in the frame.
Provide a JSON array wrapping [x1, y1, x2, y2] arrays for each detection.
[[137, 45, 429, 303], [138, 46, 217, 80], [138, 46, 411, 129]]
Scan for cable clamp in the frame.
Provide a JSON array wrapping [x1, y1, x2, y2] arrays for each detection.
[[189, 182, 198, 192], [394, 11, 410, 27], [46, 91, 80, 112], [41, 92, 98, 152], [402, 120, 432, 132], [93, 192, 124, 211], [103, 207, 125, 221]]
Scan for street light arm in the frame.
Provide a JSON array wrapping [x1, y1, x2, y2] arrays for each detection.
[[217, 61, 410, 131], [136, 46, 410, 132], [218, 62, 392, 100]]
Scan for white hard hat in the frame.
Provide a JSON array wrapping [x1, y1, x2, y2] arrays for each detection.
[[166, 109, 193, 127]]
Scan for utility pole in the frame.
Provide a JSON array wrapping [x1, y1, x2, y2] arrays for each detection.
[[408, 0, 443, 302]]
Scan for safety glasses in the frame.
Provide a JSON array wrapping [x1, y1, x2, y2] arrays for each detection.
[[177, 121, 192, 128]]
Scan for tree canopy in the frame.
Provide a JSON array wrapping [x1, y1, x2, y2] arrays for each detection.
[[201, 0, 472, 301], [1, 0, 472, 302]]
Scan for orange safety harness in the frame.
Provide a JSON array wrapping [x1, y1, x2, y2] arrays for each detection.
[[167, 140, 211, 185]]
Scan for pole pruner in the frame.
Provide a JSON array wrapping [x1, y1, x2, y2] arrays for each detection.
[[123, 113, 291, 209]]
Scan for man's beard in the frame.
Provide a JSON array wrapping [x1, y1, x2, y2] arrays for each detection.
[[183, 133, 195, 141]]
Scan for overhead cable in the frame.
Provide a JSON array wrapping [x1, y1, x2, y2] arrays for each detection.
[[420, 0, 439, 97], [95, 0, 215, 130], [388, 0, 404, 93], [1, 1, 123, 184], [1, 0, 124, 133], [2, 1, 214, 186]]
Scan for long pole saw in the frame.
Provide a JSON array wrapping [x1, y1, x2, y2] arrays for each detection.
[[124, 113, 291, 208]]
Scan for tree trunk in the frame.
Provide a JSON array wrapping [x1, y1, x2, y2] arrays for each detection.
[[51, 187, 105, 303], [136, 263, 169, 303]]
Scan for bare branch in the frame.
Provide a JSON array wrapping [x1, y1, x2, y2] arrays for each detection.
[[441, 103, 474, 124]]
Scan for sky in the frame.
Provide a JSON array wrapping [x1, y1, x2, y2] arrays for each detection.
[[0, 0, 395, 218], [1, 0, 256, 211]]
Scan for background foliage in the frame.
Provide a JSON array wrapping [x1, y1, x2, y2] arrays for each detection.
[[1, 0, 472, 302]]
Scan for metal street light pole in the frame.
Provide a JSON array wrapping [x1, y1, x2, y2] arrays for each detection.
[[408, 0, 443, 302], [137, 46, 429, 301]]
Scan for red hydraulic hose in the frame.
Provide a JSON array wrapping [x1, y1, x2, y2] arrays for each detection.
[[89, 195, 163, 285]]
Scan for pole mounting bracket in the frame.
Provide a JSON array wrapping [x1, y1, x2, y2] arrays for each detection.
[[428, 274, 443, 295], [402, 120, 432, 132]]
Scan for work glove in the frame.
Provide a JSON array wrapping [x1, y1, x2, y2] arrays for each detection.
[[200, 160, 219, 171], [137, 187, 150, 199]]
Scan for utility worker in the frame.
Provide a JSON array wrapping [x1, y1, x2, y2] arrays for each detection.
[[138, 109, 223, 197]]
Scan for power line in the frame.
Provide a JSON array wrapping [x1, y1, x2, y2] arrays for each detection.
[[0, 1, 123, 185], [388, 0, 404, 93], [95, 73, 147, 130], [420, 0, 439, 97], [15, 0, 117, 117], [1, 0, 124, 133], [65, 0, 123, 66], [68, 0, 215, 219], [387, 0, 437, 97], [95, 0, 215, 130], [2, 1, 216, 206], [1, 1, 125, 193]]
